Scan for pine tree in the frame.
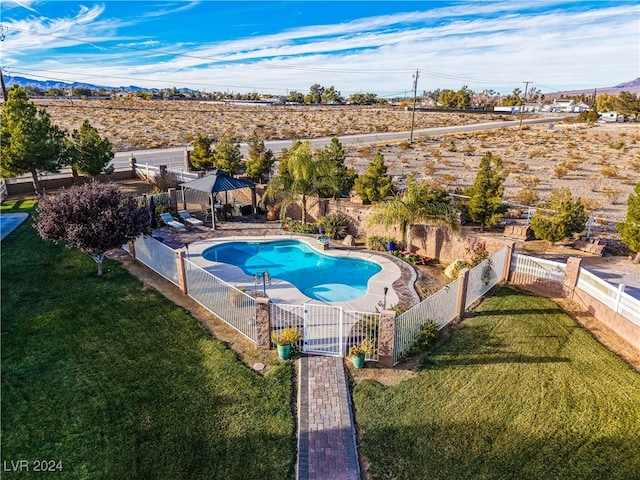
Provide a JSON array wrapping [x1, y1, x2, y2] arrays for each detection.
[[245, 130, 275, 183], [0, 85, 68, 193], [354, 152, 394, 204], [530, 188, 588, 244], [190, 133, 215, 170], [213, 129, 244, 176], [69, 120, 115, 179], [466, 151, 508, 231]]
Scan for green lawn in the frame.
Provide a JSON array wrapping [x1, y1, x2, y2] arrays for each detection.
[[352, 288, 640, 480], [1, 201, 296, 480]]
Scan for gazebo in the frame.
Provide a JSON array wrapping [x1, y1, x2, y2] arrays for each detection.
[[179, 170, 257, 229]]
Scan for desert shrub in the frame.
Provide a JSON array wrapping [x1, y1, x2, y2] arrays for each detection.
[[601, 186, 622, 203], [609, 140, 625, 150], [446, 141, 457, 152], [317, 213, 351, 239], [516, 175, 541, 188], [580, 198, 601, 213], [513, 188, 540, 206], [601, 164, 619, 178], [423, 159, 436, 175], [628, 157, 640, 172], [553, 164, 568, 178], [150, 171, 181, 193], [430, 148, 442, 159]]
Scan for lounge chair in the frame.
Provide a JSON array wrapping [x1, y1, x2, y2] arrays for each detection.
[[178, 210, 204, 227], [160, 212, 186, 231]]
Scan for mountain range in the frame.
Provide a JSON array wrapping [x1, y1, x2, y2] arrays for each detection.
[[4, 75, 640, 96]]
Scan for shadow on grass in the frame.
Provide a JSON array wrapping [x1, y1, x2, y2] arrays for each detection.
[[356, 421, 640, 480]]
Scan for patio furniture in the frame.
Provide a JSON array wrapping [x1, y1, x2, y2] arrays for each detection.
[[178, 210, 204, 227], [160, 212, 186, 231]]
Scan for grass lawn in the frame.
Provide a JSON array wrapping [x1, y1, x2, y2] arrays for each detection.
[[1, 200, 296, 480], [352, 288, 640, 480]]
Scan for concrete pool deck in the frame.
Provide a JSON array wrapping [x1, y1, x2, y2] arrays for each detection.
[[183, 235, 418, 312]]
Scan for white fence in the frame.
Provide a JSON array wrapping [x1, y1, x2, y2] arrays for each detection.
[[510, 254, 566, 283], [270, 303, 381, 361], [577, 268, 640, 327], [465, 246, 508, 310], [394, 277, 461, 364], [185, 259, 257, 341], [130, 235, 179, 285]]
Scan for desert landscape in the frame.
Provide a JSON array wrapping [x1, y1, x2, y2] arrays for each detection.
[[36, 98, 639, 220]]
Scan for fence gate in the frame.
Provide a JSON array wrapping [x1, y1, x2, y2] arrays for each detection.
[[303, 304, 344, 356]]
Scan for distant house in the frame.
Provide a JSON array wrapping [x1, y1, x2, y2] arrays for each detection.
[[494, 106, 519, 114], [552, 99, 586, 113]]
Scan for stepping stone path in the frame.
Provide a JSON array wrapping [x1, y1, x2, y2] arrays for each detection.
[[297, 356, 360, 480]]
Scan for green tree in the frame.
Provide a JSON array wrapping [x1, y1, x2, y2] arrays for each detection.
[[616, 182, 640, 263], [266, 141, 318, 223], [321, 86, 343, 104], [502, 88, 523, 106], [464, 152, 509, 231], [370, 174, 458, 248], [190, 133, 214, 170], [595, 93, 617, 113], [307, 84, 324, 104], [245, 129, 275, 183], [68, 120, 114, 180], [0, 85, 68, 193], [213, 128, 244, 176], [316, 137, 356, 199], [530, 188, 589, 243], [353, 152, 394, 204]]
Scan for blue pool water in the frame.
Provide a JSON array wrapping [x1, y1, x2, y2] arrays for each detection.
[[0, 213, 29, 241], [203, 239, 382, 302]]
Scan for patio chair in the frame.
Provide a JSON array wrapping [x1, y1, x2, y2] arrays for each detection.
[[160, 212, 186, 231], [178, 210, 204, 227]]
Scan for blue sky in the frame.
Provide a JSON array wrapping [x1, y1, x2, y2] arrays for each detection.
[[1, 1, 638, 96]]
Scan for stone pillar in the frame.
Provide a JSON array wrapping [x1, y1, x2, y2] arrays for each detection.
[[456, 268, 470, 320], [255, 297, 272, 350], [377, 309, 397, 368], [159, 164, 167, 177], [502, 241, 516, 282], [176, 250, 187, 294], [562, 257, 582, 298], [127, 240, 136, 259], [168, 188, 178, 211]]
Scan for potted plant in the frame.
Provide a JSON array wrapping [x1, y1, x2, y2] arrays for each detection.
[[348, 338, 375, 368], [272, 327, 301, 360], [385, 238, 396, 252]]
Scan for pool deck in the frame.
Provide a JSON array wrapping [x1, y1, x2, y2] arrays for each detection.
[[152, 215, 420, 309]]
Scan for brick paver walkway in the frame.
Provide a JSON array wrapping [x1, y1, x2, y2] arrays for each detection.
[[297, 356, 360, 480]]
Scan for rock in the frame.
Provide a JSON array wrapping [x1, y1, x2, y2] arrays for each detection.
[[253, 363, 266, 371], [343, 234, 355, 247], [444, 259, 466, 279]]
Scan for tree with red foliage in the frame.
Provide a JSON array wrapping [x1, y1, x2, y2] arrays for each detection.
[[35, 182, 150, 275]]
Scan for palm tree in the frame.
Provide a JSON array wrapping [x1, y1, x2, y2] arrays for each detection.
[[265, 141, 319, 224], [370, 174, 459, 249]]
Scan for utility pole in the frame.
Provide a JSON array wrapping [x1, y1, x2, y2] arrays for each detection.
[[0, 26, 7, 101], [409, 69, 419, 143], [519, 81, 532, 129]]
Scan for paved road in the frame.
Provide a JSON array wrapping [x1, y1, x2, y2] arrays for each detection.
[[110, 116, 565, 170]]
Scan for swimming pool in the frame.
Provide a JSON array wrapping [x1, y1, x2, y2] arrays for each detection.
[[0, 213, 29, 241], [202, 239, 382, 302]]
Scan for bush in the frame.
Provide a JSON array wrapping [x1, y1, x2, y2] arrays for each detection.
[[366, 235, 388, 251], [283, 219, 318, 234], [317, 212, 351, 239], [397, 320, 439, 363]]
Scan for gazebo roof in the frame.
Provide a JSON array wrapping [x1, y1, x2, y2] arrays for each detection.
[[179, 169, 256, 194]]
